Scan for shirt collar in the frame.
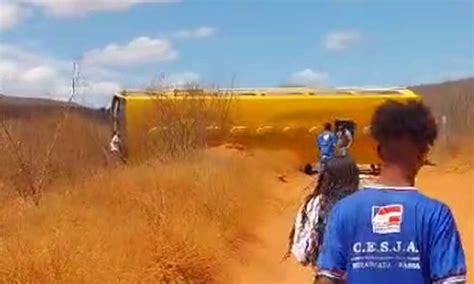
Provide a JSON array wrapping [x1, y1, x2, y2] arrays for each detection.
[[365, 184, 418, 191]]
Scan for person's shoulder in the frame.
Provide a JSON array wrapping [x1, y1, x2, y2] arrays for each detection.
[[361, 186, 449, 208], [333, 188, 448, 209], [330, 189, 367, 213], [413, 192, 453, 216]]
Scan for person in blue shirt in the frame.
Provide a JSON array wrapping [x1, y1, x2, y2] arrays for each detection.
[[316, 101, 466, 284], [317, 123, 338, 172]]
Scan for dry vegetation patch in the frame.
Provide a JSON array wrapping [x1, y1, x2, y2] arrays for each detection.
[[0, 148, 280, 283]]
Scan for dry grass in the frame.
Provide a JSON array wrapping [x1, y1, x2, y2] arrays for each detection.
[[0, 148, 282, 283], [0, 112, 111, 204], [0, 93, 276, 283], [0, 109, 287, 283]]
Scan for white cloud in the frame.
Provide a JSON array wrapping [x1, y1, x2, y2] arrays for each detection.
[[166, 72, 200, 87], [0, 2, 23, 31], [150, 72, 200, 88], [1, 1, 177, 29], [0, 44, 121, 106], [324, 31, 362, 51], [21, 0, 177, 17], [288, 69, 327, 86], [82, 37, 177, 67], [21, 65, 58, 83], [0, 44, 201, 107], [172, 26, 217, 39]]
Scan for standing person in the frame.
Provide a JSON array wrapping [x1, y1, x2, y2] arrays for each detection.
[[316, 101, 466, 284], [286, 157, 359, 271], [109, 131, 125, 163], [110, 131, 122, 154], [317, 123, 337, 172], [336, 124, 353, 157]]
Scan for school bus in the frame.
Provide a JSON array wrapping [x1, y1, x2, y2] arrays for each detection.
[[110, 87, 420, 168]]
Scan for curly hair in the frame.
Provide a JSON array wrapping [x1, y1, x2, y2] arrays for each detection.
[[371, 100, 438, 156]]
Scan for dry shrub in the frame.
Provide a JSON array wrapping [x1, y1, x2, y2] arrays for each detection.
[[0, 112, 111, 204], [142, 88, 233, 162], [0, 150, 278, 283]]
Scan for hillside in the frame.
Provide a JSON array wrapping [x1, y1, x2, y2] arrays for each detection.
[[0, 94, 108, 121], [411, 78, 474, 150]]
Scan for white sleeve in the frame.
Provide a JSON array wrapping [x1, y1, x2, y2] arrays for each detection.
[[290, 195, 322, 264], [347, 130, 353, 142]]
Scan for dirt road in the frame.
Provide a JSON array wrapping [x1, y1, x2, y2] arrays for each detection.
[[231, 163, 473, 284]]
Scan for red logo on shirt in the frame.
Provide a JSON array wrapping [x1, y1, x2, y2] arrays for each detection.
[[372, 204, 403, 234]]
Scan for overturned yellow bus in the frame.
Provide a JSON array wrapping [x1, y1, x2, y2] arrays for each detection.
[[110, 87, 420, 167]]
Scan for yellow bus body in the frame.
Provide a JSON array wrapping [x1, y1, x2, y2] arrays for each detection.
[[111, 87, 420, 165]]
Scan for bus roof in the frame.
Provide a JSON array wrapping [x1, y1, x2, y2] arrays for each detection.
[[114, 87, 417, 99]]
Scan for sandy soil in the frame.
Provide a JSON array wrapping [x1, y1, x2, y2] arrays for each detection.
[[230, 159, 473, 284]]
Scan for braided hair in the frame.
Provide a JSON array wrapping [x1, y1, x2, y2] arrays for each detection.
[[286, 157, 359, 264]]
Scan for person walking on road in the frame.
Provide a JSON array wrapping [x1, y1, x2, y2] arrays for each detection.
[[286, 157, 359, 272], [317, 123, 338, 172], [316, 101, 466, 284]]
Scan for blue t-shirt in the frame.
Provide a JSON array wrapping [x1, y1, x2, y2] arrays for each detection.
[[317, 186, 466, 284], [317, 131, 337, 158]]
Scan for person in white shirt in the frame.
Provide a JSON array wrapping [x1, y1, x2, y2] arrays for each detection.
[[336, 125, 353, 157], [285, 157, 359, 272], [110, 131, 121, 154]]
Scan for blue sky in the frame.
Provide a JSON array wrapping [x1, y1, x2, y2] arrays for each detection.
[[0, 0, 473, 106]]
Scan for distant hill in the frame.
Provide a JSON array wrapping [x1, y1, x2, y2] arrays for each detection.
[[409, 77, 473, 116], [0, 94, 108, 121], [410, 78, 474, 139], [410, 78, 474, 98], [0, 94, 77, 107]]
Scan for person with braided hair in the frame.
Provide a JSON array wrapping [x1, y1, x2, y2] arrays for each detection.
[[286, 157, 359, 274]]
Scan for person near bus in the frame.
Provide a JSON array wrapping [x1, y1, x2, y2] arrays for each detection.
[[316, 101, 466, 284], [336, 124, 353, 157], [317, 123, 338, 172], [110, 131, 121, 154]]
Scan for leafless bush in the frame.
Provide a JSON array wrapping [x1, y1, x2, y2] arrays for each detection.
[[0, 113, 111, 205], [142, 82, 234, 161]]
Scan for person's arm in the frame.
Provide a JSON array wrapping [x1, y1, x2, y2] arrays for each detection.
[[316, 135, 321, 151], [290, 196, 320, 264], [316, 204, 348, 282], [290, 202, 312, 265], [333, 134, 339, 147], [314, 276, 341, 284], [429, 204, 466, 284], [346, 130, 353, 148]]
